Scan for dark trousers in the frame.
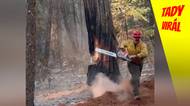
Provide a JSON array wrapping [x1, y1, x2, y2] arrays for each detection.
[[128, 62, 143, 96]]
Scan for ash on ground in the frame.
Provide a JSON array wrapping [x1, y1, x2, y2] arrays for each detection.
[[34, 59, 154, 106]]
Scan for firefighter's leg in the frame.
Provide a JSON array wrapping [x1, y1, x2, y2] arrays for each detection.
[[128, 62, 142, 96]]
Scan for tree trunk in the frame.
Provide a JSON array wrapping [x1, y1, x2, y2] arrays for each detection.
[[49, 0, 63, 68], [60, 0, 90, 72], [83, 0, 121, 85], [34, 0, 52, 81], [26, 0, 36, 106]]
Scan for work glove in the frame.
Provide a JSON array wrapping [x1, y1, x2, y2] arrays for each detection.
[[117, 49, 129, 61], [129, 55, 142, 64]]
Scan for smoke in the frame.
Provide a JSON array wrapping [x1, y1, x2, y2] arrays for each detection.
[[90, 73, 119, 98], [90, 73, 132, 101]]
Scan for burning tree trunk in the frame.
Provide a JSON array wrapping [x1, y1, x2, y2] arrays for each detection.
[[83, 0, 121, 85]]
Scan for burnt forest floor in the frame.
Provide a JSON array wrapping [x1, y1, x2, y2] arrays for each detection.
[[34, 60, 154, 106]]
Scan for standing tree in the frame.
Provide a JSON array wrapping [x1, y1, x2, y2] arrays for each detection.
[[26, 0, 36, 105], [26, 0, 52, 105], [35, 0, 52, 81], [83, 0, 121, 85], [27, 0, 89, 105]]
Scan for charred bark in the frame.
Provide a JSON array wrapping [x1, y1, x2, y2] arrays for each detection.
[[35, 0, 53, 81], [49, 0, 63, 68], [83, 0, 121, 85], [26, 0, 36, 106]]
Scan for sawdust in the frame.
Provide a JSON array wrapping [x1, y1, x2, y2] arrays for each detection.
[[75, 79, 154, 106]]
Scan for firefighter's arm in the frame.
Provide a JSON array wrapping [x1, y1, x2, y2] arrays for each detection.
[[119, 41, 124, 48], [118, 41, 127, 51], [137, 43, 148, 58]]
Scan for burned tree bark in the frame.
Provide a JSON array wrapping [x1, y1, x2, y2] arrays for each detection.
[[26, 0, 52, 105], [49, 0, 63, 68], [83, 0, 121, 85], [35, 0, 52, 81], [34, 0, 89, 88], [59, 0, 89, 72], [26, 0, 36, 106]]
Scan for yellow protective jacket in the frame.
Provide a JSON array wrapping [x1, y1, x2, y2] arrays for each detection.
[[120, 39, 148, 60]]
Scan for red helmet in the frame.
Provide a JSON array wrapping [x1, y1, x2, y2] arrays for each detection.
[[132, 31, 142, 38]]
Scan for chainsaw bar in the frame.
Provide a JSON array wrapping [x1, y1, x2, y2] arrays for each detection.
[[95, 48, 131, 61], [95, 48, 117, 57]]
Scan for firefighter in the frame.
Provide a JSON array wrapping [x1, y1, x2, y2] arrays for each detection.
[[120, 30, 148, 100]]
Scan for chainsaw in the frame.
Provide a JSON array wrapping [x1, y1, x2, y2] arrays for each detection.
[[95, 48, 131, 62], [87, 48, 132, 86]]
